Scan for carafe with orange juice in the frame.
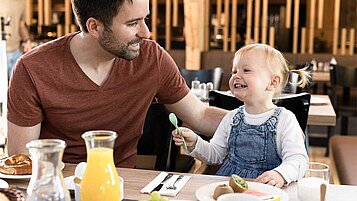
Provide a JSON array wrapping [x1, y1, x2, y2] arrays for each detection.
[[81, 130, 121, 201]]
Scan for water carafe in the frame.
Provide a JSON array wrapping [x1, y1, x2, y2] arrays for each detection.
[[26, 139, 70, 201]]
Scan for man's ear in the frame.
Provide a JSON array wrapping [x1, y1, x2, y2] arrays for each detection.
[[267, 75, 281, 91], [86, 17, 102, 39]]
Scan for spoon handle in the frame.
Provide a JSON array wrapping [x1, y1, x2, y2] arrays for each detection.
[[176, 128, 188, 150]]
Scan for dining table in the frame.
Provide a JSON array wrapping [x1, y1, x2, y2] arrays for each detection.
[[5, 163, 357, 201], [312, 71, 330, 82], [308, 94, 336, 126]]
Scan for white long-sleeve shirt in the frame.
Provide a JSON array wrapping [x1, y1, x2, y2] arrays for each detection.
[[189, 106, 309, 184]]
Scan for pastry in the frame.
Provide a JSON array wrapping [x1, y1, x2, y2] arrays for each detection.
[[0, 154, 32, 175]]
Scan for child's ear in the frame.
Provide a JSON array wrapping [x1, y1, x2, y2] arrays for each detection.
[[267, 75, 281, 91]]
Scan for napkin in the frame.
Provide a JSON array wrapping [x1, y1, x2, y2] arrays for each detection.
[[140, 172, 191, 197]]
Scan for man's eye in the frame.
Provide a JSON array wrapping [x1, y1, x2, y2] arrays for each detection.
[[127, 21, 138, 27]]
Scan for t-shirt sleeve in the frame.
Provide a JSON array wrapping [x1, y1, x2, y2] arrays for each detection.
[[7, 58, 44, 126], [154, 45, 189, 104]]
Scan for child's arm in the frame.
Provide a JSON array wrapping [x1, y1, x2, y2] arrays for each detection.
[[273, 109, 309, 185], [171, 110, 236, 165]]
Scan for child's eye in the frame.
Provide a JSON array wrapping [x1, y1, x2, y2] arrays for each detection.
[[243, 69, 250, 73], [231, 70, 237, 75]]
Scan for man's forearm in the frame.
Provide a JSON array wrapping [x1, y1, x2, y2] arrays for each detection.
[[187, 106, 228, 137]]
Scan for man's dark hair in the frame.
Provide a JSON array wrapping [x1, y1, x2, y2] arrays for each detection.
[[71, 0, 133, 32]]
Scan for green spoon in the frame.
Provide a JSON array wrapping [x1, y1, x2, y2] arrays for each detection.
[[169, 113, 188, 150]]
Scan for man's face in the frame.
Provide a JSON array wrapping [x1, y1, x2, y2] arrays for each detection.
[[99, 0, 151, 60]]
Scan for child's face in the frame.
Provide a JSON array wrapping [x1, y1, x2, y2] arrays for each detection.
[[229, 50, 276, 103]]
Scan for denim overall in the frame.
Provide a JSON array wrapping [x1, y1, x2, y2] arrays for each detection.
[[216, 106, 282, 178]]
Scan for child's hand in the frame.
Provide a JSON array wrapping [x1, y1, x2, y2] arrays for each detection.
[[254, 170, 285, 188], [172, 127, 198, 151]]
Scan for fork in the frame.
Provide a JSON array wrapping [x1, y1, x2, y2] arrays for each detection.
[[166, 175, 184, 190]]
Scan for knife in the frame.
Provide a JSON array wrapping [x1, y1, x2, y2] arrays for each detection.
[[151, 173, 173, 193]]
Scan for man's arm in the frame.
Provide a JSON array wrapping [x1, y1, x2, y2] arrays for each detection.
[[7, 121, 41, 155], [165, 91, 228, 137], [19, 20, 32, 52]]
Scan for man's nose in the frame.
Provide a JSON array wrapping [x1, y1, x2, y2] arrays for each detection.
[[137, 22, 151, 39]]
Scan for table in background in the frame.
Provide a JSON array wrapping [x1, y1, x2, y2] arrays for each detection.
[[308, 94, 336, 126], [312, 71, 330, 82], [6, 163, 357, 201], [308, 94, 336, 156]]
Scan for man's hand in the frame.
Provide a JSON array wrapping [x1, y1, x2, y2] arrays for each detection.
[[21, 39, 32, 52]]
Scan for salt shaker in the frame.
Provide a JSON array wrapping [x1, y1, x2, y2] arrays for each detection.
[[191, 80, 201, 98], [199, 83, 208, 101], [206, 82, 214, 91]]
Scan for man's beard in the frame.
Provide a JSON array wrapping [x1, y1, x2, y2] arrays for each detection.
[[99, 29, 141, 60]]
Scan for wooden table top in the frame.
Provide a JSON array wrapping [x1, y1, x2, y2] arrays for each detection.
[[308, 94, 336, 126], [6, 163, 357, 201], [312, 71, 330, 82]]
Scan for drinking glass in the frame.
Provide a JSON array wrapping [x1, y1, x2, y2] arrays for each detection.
[[297, 162, 329, 201], [80, 130, 121, 201]]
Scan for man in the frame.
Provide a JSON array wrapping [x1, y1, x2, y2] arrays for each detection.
[[7, 0, 227, 167], [0, 0, 32, 79]]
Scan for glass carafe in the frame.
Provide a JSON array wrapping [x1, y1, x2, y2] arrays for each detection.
[[26, 139, 70, 201], [80, 130, 121, 201]]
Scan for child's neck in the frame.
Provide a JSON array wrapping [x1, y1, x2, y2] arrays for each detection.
[[244, 102, 276, 115]]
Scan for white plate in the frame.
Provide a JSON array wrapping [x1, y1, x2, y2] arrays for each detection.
[[0, 179, 9, 188], [0, 162, 65, 180], [195, 181, 289, 201], [0, 172, 32, 179], [310, 97, 329, 105]]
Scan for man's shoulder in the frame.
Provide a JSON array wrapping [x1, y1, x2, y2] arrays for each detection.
[[22, 33, 75, 61]]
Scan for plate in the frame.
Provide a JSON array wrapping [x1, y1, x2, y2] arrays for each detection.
[[0, 172, 32, 180], [195, 181, 289, 201], [0, 179, 9, 188], [310, 97, 329, 105], [0, 162, 65, 180]]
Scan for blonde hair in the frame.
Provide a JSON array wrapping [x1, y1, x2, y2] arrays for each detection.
[[234, 43, 311, 97]]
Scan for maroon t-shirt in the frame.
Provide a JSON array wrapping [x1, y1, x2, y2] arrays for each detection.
[[7, 32, 189, 167]]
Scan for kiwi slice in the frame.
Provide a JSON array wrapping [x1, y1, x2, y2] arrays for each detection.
[[212, 184, 234, 200], [229, 174, 248, 193]]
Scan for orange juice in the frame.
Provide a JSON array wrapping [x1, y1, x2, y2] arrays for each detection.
[[80, 147, 121, 201]]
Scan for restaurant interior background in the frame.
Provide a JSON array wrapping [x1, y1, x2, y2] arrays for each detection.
[[16, 0, 357, 86], [0, 1, 356, 156]]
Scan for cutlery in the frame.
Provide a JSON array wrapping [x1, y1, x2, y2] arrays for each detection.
[[151, 173, 173, 192], [169, 113, 188, 150], [166, 175, 184, 190], [320, 183, 326, 201]]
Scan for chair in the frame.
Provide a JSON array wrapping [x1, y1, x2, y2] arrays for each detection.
[[329, 135, 357, 185], [209, 91, 311, 133], [329, 65, 357, 135], [137, 101, 195, 172], [197, 91, 311, 175], [179, 67, 224, 90]]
